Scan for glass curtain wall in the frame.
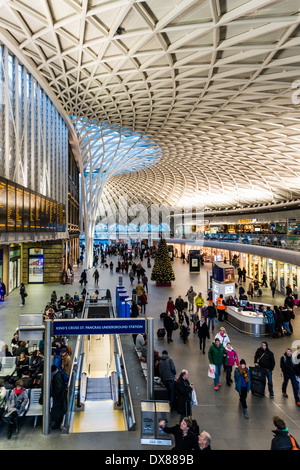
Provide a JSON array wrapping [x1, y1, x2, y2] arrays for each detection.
[[0, 44, 68, 204]]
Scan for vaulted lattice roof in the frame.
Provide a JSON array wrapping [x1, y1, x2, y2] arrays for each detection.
[[1, 0, 300, 212]]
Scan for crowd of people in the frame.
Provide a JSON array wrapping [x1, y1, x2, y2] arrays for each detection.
[[0, 288, 77, 438], [1, 242, 299, 450], [118, 244, 300, 450]]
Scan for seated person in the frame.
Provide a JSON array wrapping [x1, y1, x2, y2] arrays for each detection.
[[226, 295, 236, 306], [243, 302, 254, 311], [135, 333, 146, 352], [11, 332, 20, 354], [4, 380, 29, 439], [13, 341, 29, 357], [16, 352, 30, 378], [45, 307, 55, 319], [140, 342, 147, 363], [29, 350, 44, 378]]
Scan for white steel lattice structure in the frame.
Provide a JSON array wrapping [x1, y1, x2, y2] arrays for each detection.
[[0, 0, 300, 255], [71, 116, 162, 265]]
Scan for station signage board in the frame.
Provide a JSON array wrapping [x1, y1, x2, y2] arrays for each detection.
[[53, 318, 146, 336]]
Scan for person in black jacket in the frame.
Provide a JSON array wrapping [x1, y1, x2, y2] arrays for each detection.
[[280, 348, 300, 406], [206, 301, 217, 333], [159, 417, 199, 451], [50, 365, 67, 430], [176, 370, 194, 421], [271, 416, 300, 450], [254, 341, 275, 398], [175, 295, 184, 324], [158, 351, 177, 409], [163, 311, 175, 343], [197, 316, 210, 354], [198, 431, 212, 450]]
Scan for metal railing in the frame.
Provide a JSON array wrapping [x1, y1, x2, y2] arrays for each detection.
[[61, 289, 136, 433]]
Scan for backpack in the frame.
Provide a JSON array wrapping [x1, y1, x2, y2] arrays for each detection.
[[191, 419, 200, 437], [290, 435, 299, 450]]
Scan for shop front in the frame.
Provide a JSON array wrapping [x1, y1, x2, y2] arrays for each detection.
[[9, 245, 21, 293]]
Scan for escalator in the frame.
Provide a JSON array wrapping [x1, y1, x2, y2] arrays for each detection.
[[62, 290, 136, 434]]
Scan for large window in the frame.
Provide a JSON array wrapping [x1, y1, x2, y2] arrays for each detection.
[[0, 45, 68, 205]]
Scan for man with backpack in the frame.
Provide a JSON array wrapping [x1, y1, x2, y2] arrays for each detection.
[[158, 350, 176, 409], [271, 416, 300, 450]]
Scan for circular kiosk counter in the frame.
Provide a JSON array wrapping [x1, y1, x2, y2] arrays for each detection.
[[225, 302, 273, 337]]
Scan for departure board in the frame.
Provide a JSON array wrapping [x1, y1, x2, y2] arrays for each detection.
[[23, 189, 30, 230], [0, 179, 6, 231], [7, 182, 16, 232], [35, 195, 41, 231], [30, 192, 36, 231], [16, 185, 24, 232], [0, 176, 66, 233]]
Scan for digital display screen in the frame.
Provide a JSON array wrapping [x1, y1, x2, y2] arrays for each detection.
[[0, 179, 7, 231], [0, 176, 66, 233], [225, 285, 234, 295], [7, 182, 16, 231], [23, 189, 30, 230], [16, 185, 23, 231]]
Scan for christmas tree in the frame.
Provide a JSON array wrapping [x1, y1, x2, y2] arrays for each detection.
[[151, 237, 175, 285]]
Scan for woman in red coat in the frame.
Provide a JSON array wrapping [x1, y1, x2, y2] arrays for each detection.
[[166, 297, 176, 315]]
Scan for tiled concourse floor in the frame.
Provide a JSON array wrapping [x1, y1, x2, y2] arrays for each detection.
[[0, 254, 300, 453]]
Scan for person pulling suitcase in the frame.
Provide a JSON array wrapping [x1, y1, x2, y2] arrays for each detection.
[[254, 342, 275, 398]]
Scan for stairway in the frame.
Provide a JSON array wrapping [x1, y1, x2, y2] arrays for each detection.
[[86, 377, 112, 401]]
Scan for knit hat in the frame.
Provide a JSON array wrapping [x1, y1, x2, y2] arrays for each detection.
[[240, 359, 246, 365]]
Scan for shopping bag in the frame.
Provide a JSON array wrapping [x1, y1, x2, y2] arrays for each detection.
[[191, 388, 198, 406], [208, 363, 215, 379]]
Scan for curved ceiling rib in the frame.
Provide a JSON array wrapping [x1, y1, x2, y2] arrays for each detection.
[[0, 0, 299, 218]]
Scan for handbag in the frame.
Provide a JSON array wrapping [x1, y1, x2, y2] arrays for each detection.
[[208, 364, 216, 379], [191, 388, 198, 406], [24, 293, 28, 297], [173, 321, 179, 331]]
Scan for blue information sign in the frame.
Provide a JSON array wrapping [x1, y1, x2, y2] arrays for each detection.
[[53, 318, 146, 336]]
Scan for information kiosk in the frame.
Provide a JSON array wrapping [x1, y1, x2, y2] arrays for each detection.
[[212, 261, 235, 304]]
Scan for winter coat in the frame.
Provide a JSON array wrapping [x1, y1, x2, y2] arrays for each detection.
[[271, 429, 300, 450], [197, 320, 209, 339], [50, 370, 67, 422], [136, 283, 144, 296], [176, 376, 192, 416], [225, 347, 239, 367], [135, 334, 145, 351], [158, 354, 176, 382], [214, 332, 230, 348], [254, 344, 275, 371], [234, 367, 251, 394], [6, 387, 29, 416], [207, 305, 217, 319], [166, 300, 175, 314], [195, 296, 205, 308], [162, 424, 199, 451], [280, 354, 296, 376], [186, 289, 196, 303], [164, 314, 175, 333], [208, 342, 228, 366], [175, 298, 184, 312]]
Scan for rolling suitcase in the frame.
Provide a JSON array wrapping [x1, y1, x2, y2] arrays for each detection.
[[249, 366, 266, 397], [157, 328, 166, 339]]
